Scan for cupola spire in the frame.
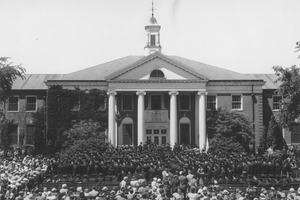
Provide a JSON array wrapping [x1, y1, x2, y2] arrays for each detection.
[[144, 0, 161, 56]]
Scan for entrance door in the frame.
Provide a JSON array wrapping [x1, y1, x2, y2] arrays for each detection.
[[123, 124, 133, 145], [180, 123, 190, 145]]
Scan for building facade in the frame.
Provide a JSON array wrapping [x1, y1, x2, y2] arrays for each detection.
[[3, 14, 300, 149]]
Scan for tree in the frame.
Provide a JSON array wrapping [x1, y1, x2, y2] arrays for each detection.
[[207, 107, 253, 152], [273, 42, 300, 130], [0, 57, 26, 105], [59, 120, 109, 160], [266, 115, 284, 150], [258, 126, 268, 154], [273, 65, 300, 130]]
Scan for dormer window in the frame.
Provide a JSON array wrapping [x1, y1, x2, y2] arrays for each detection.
[[150, 69, 164, 78]]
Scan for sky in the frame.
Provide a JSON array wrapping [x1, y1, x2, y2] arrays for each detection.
[[0, 0, 299, 75]]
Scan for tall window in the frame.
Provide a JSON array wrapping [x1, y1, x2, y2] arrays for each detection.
[[150, 35, 156, 46], [122, 95, 133, 111], [26, 96, 37, 111], [8, 125, 18, 145], [26, 125, 35, 145], [8, 96, 19, 111], [154, 136, 159, 145], [179, 95, 190, 110], [291, 125, 300, 143], [207, 95, 217, 110], [232, 95, 242, 110], [273, 96, 281, 110], [151, 95, 161, 110]]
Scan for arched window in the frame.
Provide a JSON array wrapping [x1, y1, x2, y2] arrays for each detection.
[[150, 69, 164, 78]]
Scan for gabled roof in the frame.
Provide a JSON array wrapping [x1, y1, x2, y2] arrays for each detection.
[[12, 74, 64, 90], [49, 53, 262, 82], [105, 52, 209, 80], [247, 74, 280, 89]]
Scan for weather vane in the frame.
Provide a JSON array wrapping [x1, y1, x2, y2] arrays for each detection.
[[151, 0, 155, 17]]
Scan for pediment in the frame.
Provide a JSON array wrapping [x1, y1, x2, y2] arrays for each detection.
[[106, 52, 208, 81]]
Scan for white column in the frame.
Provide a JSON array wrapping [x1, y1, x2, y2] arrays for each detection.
[[195, 94, 200, 147], [169, 91, 179, 148], [107, 90, 117, 146], [136, 91, 146, 145], [198, 90, 207, 151]]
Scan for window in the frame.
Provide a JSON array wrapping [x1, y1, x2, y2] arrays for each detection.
[[8, 96, 18, 111], [232, 95, 242, 110], [26, 125, 35, 145], [26, 96, 37, 111], [291, 125, 300, 143], [154, 136, 159, 145], [154, 129, 159, 134], [151, 95, 161, 110], [146, 129, 152, 134], [161, 129, 167, 134], [150, 35, 156, 46], [273, 96, 281, 110], [147, 136, 152, 144], [150, 69, 164, 78], [162, 136, 166, 145], [179, 95, 190, 110], [122, 95, 133, 111], [8, 125, 18, 145], [207, 95, 217, 110], [71, 96, 80, 111]]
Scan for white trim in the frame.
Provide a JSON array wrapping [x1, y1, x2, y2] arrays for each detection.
[[207, 94, 217, 110], [7, 96, 19, 112], [231, 94, 243, 111], [25, 95, 37, 112], [272, 95, 281, 111], [115, 88, 206, 92]]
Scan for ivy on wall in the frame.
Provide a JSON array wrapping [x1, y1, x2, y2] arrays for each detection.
[[45, 86, 108, 153]]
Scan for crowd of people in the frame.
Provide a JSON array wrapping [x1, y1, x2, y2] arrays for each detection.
[[1, 144, 300, 200]]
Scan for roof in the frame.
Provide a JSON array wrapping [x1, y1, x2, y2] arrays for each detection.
[[247, 74, 280, 89], [168, 55, 260, 80], [12, 74, 64, 90], [51, 53, 263, 82], [51, 56, 143, 81]]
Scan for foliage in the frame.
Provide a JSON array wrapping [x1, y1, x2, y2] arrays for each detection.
[[46, 86, 108, 153], [0, 112, 13, 155], [273, 65, 300, 130], [208, 134, 246, 154], [0, 57, 26, 104], [266, 115, 284, 150], [207, 107, 253, 151], [59, 120, 108, 160], [61, 120, 106, 149], [31, 107, 46, 154], [258, 126, 268, 154], [296, 41, 300, 58]]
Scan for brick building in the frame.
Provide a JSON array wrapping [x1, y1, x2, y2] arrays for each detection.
[[3, 14, 300, 149]]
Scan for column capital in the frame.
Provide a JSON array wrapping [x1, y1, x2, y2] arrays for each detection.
[[107, 90, 117, 96], [136, 91, 146, 96], [197, 89, 208, 96], [169, 91, 179, 96]]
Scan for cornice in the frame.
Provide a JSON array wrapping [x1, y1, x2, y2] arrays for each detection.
[[108, 79, 207, 83], [207, 80, 265, 86]]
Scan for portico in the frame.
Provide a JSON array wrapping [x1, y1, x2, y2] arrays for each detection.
[[107, 87, 208, 150]]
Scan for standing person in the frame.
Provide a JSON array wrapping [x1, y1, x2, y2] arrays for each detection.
[[178, 171, 188, 199]]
